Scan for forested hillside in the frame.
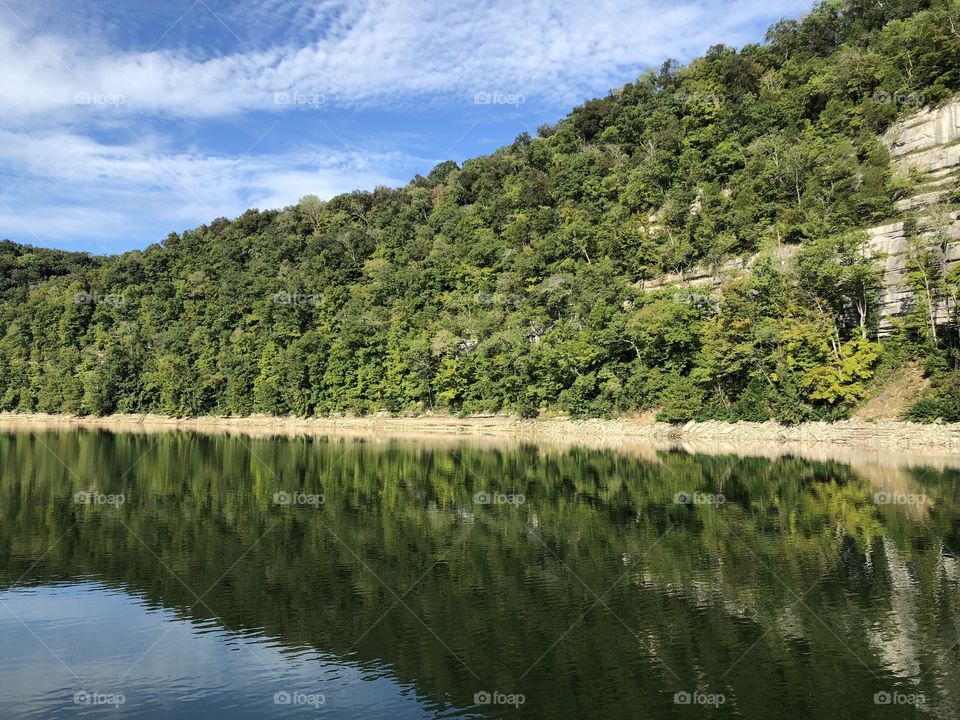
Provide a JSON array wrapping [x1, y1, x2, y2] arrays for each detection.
[[3, 0, 960, 422], [0, 241, 101, 304]]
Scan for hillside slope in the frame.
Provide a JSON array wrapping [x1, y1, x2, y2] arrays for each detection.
[[640, 95, 960, 334], [2, 0, 960, 423]]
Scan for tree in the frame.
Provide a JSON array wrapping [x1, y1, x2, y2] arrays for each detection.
[[794, 230, 884, 340], [904, 206, 953, 346], [298, 195, 326, 235]]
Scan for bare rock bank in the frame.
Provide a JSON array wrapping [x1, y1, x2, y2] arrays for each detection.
[[2, 413, 959, 454]]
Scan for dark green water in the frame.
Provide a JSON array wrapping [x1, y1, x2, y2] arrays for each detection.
[[0, 430, 958, 719]]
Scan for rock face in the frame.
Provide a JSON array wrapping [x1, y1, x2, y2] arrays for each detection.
[[868, 100, 960, 333], [866, 216, 960, 334], [884, 101, 960, 184], [639, 247, 797, 293]]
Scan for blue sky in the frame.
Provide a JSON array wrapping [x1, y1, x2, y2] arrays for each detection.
[[0, 0, 813, 254]]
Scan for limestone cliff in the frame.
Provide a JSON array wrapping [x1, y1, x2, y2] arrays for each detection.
[[870, 101, 960, 332]]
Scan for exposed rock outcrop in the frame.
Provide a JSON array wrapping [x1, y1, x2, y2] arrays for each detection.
[[868, 101, 960, 332], [866, 216, 960, 333], [884, 100, 960, 188]]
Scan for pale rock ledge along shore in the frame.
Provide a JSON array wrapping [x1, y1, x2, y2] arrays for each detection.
[[1, 412, 959, 454]]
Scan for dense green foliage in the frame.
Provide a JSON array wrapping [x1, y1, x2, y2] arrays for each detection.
[[0, 240, 100, 303], [3, 0, 960, 421], [905, 369, 960, 421]]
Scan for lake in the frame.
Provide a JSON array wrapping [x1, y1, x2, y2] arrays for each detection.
[[0, 429, 958, 718]]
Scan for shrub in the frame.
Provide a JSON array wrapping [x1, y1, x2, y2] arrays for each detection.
[[903, 371, 960, 423], [656, 376, 705, 423]]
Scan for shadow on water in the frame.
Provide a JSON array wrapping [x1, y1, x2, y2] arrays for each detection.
[[1, 429, 959, 718]]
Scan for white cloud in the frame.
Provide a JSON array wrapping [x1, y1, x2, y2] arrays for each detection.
[[0, 128, 409, 250], [0, 0, 811, 122]]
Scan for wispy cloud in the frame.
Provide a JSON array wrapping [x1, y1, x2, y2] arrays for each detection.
[[0, 0, 807, 121], [0, 0, 812, 250], [0, 128, 409, 250]]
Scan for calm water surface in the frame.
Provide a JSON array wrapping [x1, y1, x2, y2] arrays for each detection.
[[0, 430, 958, 718]]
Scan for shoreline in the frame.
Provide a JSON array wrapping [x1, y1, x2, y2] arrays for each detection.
[[2, 411, 960, 459]]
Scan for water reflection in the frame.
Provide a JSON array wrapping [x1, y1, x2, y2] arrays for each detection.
[[1, 582, 439, 718], [0, 429, 958, 718]]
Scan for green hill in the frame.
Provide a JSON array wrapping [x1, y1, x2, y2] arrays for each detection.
[[2, 0, 960, 422]]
